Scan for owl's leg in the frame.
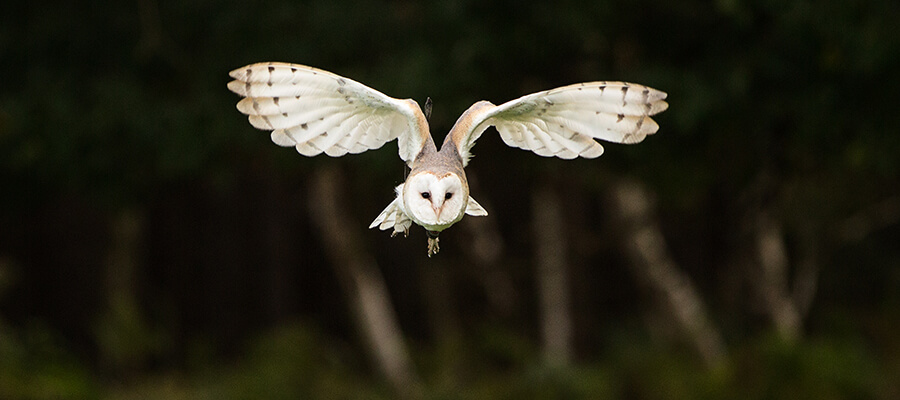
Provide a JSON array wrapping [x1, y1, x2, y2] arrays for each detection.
[[426, 230, 440, 257]]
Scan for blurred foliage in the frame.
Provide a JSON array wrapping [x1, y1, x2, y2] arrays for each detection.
[[1, 0, 900, 398], [0, 321, 99, 398], [4, 322, 884, 399]]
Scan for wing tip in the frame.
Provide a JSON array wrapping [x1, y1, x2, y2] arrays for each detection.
[[248, 115, 274, 130], [227, 65, 249, 80], [271, 130, 297, 147], [227, 80, 248, 96], [650, 100, 669, 115], [581, 143, 605, 158]]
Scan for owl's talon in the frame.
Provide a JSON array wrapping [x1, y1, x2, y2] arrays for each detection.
[[427, 237, 440, 257], [426, 230, 440, 256]]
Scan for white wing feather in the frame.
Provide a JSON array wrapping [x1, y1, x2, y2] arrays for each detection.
[[369, 184, 412, 235], [450, 81, 668, 164], [228, 62, 429, 164]]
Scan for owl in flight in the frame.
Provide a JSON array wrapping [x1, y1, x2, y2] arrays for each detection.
[[228, 62, 668, 256]]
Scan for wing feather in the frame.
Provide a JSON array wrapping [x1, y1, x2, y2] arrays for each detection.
[[447, 81, 667, 163], [228, 62, 429, 164], [334, 111, 375, 155]]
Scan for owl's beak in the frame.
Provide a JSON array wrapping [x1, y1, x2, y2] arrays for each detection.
[[432, 204, 443, 219], [430, 199, 444, 219]]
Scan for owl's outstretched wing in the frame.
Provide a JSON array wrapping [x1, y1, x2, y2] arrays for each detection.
[[228, 62, 430, 165], [447, 82, 668, 165]]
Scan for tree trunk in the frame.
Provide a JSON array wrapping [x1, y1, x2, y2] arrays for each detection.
[[751, 210, 801, 340], [98, 207, 158, 376], [609, 179, 726, 368], [260, 172, 295, 323], [532, 183, 572, 367], [460, 176, 516, 318], [309, 166, 421, 399]]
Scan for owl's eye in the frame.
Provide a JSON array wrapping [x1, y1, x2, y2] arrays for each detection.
[[444, 192, 453, 200], [421, 192, 431, 199]]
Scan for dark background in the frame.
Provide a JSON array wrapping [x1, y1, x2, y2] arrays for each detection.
[[2, 0, 899, 398]]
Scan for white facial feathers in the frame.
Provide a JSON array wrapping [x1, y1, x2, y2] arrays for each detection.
[[403, 172, 467, 230]]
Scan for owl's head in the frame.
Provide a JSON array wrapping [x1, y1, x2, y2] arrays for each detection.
[[403, 171, 467, 230]]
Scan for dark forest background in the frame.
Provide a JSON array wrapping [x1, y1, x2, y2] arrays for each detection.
[[2, 0, 899, 398]]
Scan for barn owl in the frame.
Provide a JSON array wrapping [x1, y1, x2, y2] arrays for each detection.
[[228, 62, 668, 256]]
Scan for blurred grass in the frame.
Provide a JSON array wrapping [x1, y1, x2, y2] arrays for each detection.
[[3, 319, 894, 399]]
